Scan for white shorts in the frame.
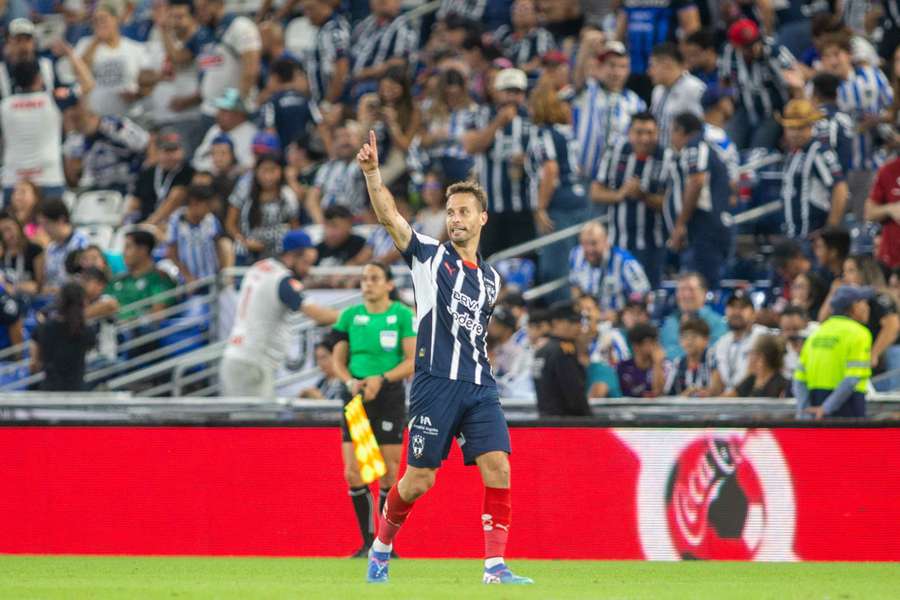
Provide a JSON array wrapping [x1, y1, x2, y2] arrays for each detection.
[[220, 356, 275, 398]]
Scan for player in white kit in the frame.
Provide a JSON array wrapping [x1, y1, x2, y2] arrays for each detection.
[[221, 230, 337, 397]]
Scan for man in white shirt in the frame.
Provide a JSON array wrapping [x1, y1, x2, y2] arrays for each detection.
[[708, 291, 770, 395], [192, 88, 259, 172], [1, 18, 58, 98], [649, 42, 706, 150], [194, 0, 261, 119], [487, 305, 535, 400], [221, 230, 336, 397]]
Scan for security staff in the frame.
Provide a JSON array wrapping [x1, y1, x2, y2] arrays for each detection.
[[331, 262, 416, 558], [794, 286, 873, 419], [532, 301, 590, 416]]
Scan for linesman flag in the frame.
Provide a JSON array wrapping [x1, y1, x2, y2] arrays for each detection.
[[344, 394, 387, 484]]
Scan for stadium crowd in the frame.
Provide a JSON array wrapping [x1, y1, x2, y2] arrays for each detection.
[[0, 0, 898, 411]]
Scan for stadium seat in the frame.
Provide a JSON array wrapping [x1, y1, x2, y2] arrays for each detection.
[[72, 190, 126, 227], [78, 225, 114, 250]]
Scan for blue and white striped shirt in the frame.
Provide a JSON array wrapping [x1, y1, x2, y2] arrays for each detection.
[[351, 14, 419, 78], [662, 135, 730, 244], [469, 106, 536, 213], [813, 103, 854, 175], [402, 230, 501, 386], [167, 209, 223, 279], [568, 245, 651, 311], [719, 39, 795, 125], [437, 0, 487, 20], [493, 25, 556, 67], [527, 123, 588, 209], [779, 138, 844, 239], [304, 13, 350, 103], [313, 159, 367, 215], [651, 72, 705, 150], [704, 123, 739, 184], [596, 138, 667, 251], [573, 80, 646, 179], [836, 65, 893, 170]]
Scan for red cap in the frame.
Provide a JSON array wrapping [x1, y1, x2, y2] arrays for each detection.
[[728, 18, 760, 48], [541, 50, 568, 66]]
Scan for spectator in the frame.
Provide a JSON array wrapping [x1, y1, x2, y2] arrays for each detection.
[[701, 86, 739, 187], [206, 135, 242, 203], [413, 171, 448, 242], [194, 0, 261, 121], [592, 111, 667, 287], [350, 0, 418, 98], [1, 18, 59, 97], [301, 0, 350, 105], [225, 153, 300, 263], [664, 316, 715, 396], [64, 103, 150, 194], [708, 291, 771, 396], [167, 185, 233, 284], [1, 40, 92, 201], [0, 211, 43, 296], [769, 239, 812, 307], [682, 28, 718, 87], [528, 81, 589, 300], [259, 57, 322, 152], [462, 68, 536, 257], [315, 205, 367, 272], [616, 323, 666, 398], [810, 72, 854, 176], [733, 334, 790, 398], [533, 300, 590, 416], [718, 18, 796, 150], [648, 43, 705, 150], [568, 221, 651, 315], [794, 285, 873, 419], [29, 282, 96, 391], [616, 0, 700, 95], [8, 181, 47, 244], [37, 198, 90, 294], [573, 40, 645, 180], [776, 99, 848, 241], [105, 229, 176, 321], [305, 121, 367, 222], [790, 271, 828, 320], [820, 255, 900, 374], [865, 151, 900, 270], [492, 0, 555, 73], [360, 198, 412, 266], [375, 66, 420, 155], [663, 112, 731, 289], [130, 130, 195, 226], [580, 293, 628, 398], [526, 306, 551, 350], [813, 226, 851, 288], [74, 0, 146, 117], [411, 68, 477, 183], [80, 266, 120, 319], [779, 305, 811, 378], [818, 31, 893, 216], [77, 243, 125, 277], [487, 305, 534, 399], [300, 340, 345, 399], [660, 271, 727, 359], [192, 88, 259, 173]]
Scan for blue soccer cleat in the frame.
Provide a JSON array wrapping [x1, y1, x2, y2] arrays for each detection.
[[482, 563, 534, 584], [366, 549, 391, 583]]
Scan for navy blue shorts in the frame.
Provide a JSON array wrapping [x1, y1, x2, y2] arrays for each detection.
[[406, 372, 511, 468]]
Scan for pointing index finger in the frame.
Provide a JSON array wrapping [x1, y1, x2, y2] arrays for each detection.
[[369, 129, 377, 151]]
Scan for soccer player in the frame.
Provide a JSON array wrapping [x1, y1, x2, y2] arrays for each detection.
[[357, 131, 532, 585]]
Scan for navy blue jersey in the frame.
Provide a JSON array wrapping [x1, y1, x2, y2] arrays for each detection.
[[814, 103, 854, 175], [469, 106, 536, 213], [662, 135, 730, 244], [351, 15, 418, 79], [259, 89, 321, 149], [527, 124, 587, 210], [780, 138, 844, 239], [622, 0, 697, 74], [493, 25, 556, 67], [573, 81, 646, 179], [596, 138, 667, 251], [402, 230, 501, 387], [304, 13, 350, 103], [719, 39, 795, 125]]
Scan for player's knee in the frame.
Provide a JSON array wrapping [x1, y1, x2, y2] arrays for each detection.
[[400, 468, 436, 499], [479, 453, 510, 486]]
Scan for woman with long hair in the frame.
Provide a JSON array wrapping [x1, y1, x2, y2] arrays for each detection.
[[331, 262, 415, 558], [789, 271, 828, 321], [377, 65, 421, 153], [225, 154, 300, 263], [733, 334, 790, 398], [0, 211, 44, 296], [30, 282, 96, 391], [9, 180, 47, 245]]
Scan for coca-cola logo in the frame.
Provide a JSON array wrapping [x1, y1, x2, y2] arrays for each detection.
[[616, 429, 797, 561]]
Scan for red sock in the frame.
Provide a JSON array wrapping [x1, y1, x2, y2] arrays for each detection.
[[482, 487, 511, 560], [376, 485, 415, 546]]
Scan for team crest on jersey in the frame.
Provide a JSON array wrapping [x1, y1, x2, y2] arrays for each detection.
[[411, 435, 425, 458]]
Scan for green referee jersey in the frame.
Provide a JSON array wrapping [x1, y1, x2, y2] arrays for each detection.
[[333, 301, 417, 379], [794, 315, 872, 393]]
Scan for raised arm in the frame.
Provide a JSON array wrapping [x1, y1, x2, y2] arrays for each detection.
[[357, 130, 412, 251]]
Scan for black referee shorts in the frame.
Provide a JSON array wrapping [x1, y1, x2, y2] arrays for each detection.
[[341, 380, 407, 445]]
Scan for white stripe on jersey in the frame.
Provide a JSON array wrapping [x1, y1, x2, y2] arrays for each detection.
[[448, 260, 467, 380], [471, 267, 487, 385], [428, 244, 447, 369]]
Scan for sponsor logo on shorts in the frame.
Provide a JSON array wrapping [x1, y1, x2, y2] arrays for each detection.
[[412, 434, 425, 458], [412, 415, 440, 437]]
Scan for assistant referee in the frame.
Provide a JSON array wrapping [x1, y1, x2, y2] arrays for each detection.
[[332, 262, 416, 558]]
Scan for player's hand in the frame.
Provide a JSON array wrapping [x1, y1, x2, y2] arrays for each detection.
[[357, 130, 379, 175], [805, 405, 825, 420], [362, 375, 383, 402]]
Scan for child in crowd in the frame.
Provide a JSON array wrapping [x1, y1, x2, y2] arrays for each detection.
[[665, 317, 715, 396], [617, 323, 666, 398]]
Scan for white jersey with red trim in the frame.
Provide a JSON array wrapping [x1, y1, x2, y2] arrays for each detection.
[[0, 89, 65, 187]]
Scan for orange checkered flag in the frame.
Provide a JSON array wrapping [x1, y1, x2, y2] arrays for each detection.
[[344, 394, 387, 484]]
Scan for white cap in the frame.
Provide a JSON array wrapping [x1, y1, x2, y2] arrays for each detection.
[[8, 18, 35, 37], [600, 40, 627, 58], [494, 68, 528, 92]]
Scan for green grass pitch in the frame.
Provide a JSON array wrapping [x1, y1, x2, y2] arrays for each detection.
[[0, 556, 898, 599]]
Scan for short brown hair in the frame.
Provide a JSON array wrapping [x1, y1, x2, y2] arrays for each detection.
[[818, 32, 852, 54], [751, 334, 785, 372], [445, 179, 488, 211], [679, 316, 710, 338]]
